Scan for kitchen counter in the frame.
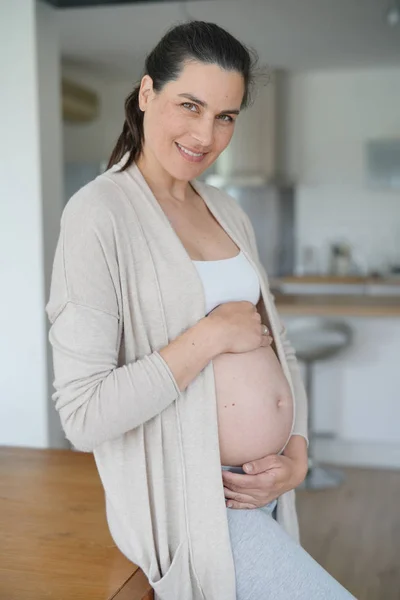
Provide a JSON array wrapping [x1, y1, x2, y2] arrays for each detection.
[[0, 447, 153, 600], [270, 274, 400, 317], [274, 292, 400, 317]]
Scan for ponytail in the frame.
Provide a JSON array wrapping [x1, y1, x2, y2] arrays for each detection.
[[107, 85, 144, 171]]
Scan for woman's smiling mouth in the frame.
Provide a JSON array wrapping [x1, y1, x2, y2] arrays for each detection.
[[175, 142, 207, 163]]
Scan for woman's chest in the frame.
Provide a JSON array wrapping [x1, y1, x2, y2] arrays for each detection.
[[114, 189, 271, 356], [157, 194, 240, 261]]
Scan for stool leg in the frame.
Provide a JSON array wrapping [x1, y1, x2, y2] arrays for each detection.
[[301, 361, 345, 490]]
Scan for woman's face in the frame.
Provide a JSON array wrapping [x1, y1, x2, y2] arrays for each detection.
[[139, 60, 245, 181]]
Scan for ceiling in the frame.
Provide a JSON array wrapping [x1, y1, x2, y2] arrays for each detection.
[[57, 0, 400, 78]]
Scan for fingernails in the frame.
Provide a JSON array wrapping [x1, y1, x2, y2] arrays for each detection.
[[227, 501, 233, 508], [244, 463, 253, 473]]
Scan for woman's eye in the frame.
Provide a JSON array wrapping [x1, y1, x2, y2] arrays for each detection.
[[182, 102, 198, 112], [218, 114, 234, 123]]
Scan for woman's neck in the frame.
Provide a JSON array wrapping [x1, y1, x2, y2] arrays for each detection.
[[136, 148, 193, 204]]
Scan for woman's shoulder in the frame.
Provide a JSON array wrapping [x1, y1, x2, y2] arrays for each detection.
[[196, 181, 245, 215], [63, 165, 148, 239], [195, 180, 252, 233], [64, 161, 151, 224], [64, 172, 125, 220]]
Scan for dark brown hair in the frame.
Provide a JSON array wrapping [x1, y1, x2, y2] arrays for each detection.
[[107, 20, 258, 171]]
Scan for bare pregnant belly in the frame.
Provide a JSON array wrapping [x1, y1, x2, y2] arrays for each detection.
[[213, 347, 294, 466]]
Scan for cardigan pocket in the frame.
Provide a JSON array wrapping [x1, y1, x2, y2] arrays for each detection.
[[148, 537, 192, 599]]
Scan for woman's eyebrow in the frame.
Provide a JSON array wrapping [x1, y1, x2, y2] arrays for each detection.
[[177, 93, 240, 115]]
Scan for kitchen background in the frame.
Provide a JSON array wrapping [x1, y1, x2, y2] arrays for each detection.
[[60, 3, 400, 471], [1, 1, 400, 598]]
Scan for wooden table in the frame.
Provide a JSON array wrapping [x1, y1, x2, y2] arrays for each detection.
[[0, 447, 153, 600]]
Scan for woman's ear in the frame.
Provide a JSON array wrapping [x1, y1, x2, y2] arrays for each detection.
[[138, 75, 155, 112]]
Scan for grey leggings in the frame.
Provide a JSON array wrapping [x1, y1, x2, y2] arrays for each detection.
[[222, 466, 356, 599]]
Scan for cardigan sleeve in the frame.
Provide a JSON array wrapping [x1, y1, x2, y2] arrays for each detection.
[[240, 211, 309, 445], [46, 192, 180, 452]]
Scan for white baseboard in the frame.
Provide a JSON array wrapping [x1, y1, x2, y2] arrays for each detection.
[[314, 438, 400, 470]]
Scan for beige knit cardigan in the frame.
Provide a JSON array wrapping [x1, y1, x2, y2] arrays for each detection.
[[46, 158, 308, 600]]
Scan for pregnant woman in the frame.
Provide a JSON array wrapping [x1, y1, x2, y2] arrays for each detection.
[[46, 21, 356, 600]]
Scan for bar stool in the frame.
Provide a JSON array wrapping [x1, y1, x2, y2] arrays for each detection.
[[286, 317, 353, 489]]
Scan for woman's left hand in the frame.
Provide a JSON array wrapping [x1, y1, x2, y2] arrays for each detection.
[[222, 435, 308, 509]]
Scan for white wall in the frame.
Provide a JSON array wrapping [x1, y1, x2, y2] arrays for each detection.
[[0, 0, 47, 446], [284, 68, 400, 274], [37, 1, 66, 447], [295, 185, 400, 275], [0, 1, 65, 448], [62, 66, 135, 163]]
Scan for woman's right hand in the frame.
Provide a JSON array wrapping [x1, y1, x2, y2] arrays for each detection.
[[206, 301, 273, 355]]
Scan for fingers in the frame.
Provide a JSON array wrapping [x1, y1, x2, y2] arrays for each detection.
[[222, 471, 277, 495], [224, 486, 276, 509], [226, 500, 258, 509], [222, 471, 250, 490], [259, 322, 273, 347], [224, 487, 258, 509], [261, 335, 273, 347], [222, 470, 262, 491], [223, 487, 256, 504], [244, 455, 282, 475], [260, 323, 272, 338]]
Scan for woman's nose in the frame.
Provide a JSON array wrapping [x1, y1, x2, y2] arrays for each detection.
[[191, 117, 215, 149]]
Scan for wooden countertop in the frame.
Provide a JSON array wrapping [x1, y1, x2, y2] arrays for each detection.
[[0, 447, 153, 600], [274, 293, 400, 317]]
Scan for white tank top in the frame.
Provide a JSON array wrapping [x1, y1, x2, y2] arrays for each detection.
[[192, 250, 261, 315]]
